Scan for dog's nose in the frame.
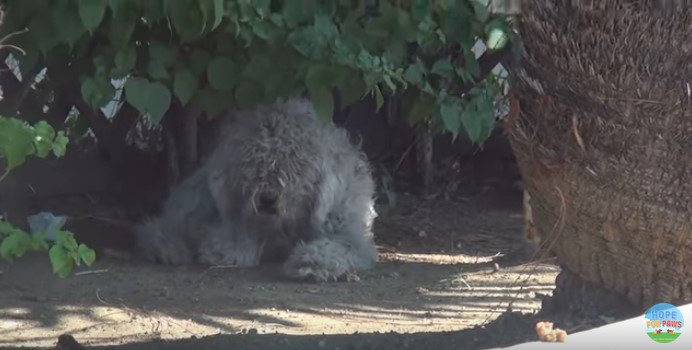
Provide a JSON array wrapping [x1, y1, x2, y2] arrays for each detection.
[[256, 190, 279, 214]]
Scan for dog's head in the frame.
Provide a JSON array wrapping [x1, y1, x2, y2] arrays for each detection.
[[207, 109, 322, 241]]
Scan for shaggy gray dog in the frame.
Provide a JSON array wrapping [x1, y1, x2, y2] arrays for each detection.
[[136, 97, 378, 282]]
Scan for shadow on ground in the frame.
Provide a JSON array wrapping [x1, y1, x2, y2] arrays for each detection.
[[0, 184, 559, 349], [0, 251, 558, 348], [81, 310, 537, 350]]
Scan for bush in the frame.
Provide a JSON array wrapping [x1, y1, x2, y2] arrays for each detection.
[[0, 0, 514, 274], [0, 0, 514, 143]]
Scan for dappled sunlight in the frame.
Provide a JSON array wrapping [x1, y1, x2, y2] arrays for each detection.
[[0, 253, 559, 348], [0, 305, 208, 346], [379, 251, 500, 264], [0, 178, 552, 349]]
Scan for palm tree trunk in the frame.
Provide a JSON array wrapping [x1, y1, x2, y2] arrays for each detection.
[[507, 0, 692, 309]]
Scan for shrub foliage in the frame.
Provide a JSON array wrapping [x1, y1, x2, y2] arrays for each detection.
[[0, 0, 513, 275], [1, 0, 513, 141]]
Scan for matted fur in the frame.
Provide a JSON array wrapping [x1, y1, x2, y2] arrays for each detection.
[[135, 98, 378, 282]]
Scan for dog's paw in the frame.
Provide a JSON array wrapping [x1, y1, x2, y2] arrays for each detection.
[[198, 236, 263, 267], [141, 238, 194, 265], [135, 218, 194, 265], [282, 239, 353, 282]]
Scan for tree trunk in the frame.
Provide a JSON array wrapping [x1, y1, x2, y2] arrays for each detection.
[[507, 0, 692, 309], [415, 123, 433, 193]]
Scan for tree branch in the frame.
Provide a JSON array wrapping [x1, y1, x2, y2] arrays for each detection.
[[455, 43, 513, 96], [0, 59, 44, 119]]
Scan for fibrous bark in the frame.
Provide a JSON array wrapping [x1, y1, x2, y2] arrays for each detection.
[[508, 0, 692, 308]]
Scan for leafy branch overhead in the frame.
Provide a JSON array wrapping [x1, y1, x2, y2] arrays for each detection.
[[0, 0, 514, 143]]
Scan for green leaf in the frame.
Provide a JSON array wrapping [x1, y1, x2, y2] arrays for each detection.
[[440, 97, 462, 138], [207, 56, 239, 91], [460, 107, 481, 142], [56, 231, 79, 251], [28, 12, 59, 54], [314, 13, 339, 42], [78, 244, 96, 266], [404, 64, 424, 85], [364, 12, 393, 41], [406, 95, 435, 125], [109, 0, 139, 49], [0, 220, 21, 237], [65, 112, 90, 139], [53, 2, 88, 47], [81, 76, 116, 109], [316, 1, 337, 17], [108, 0, 125, 16], [305, 63, 339, 119], [114, 46, 137, 68], [169, 0, 206, 42], [270, 13, 285, 27], [124, 78, 172, 123], [79, 0, 107, 33], [305, 65, 338, 91], [49, 245, 73, 277], [52, 131, 69, 157], [253, 0, 271, 15], [2, 0, 40, 27], [288, 28, 322, 58], [55, 264, 73, 278], [250, 20, 271, 40], [0, 231, 30, 259], [124, 77, 149, 113], [92, 54, 110, 77], [194, 87, 228, 117], [149, 42, 177, 68], [357, 50, 381, 72], [393, 8, 417, 42], [147, 60, 168, 79], [460, 47, 481, 80], [145, 82, 172, 124], [471, 0, 490, 22], [462, 89, 497, 143], [29, 232, 49, 250], [282, 0, 316, 28], [174, 68, 198, 105], [0, 224, 10, 236], [383, 41, 407, 67], [190, 49, 211, 74], [142, 0, 167, 21], [69, 250, 81, 265], [234, 81, 264, 109], [444, 0, 474, 48], [32, 121, 56, 158], [374, 85, 384, 111], [411, 0, 431, 21], [288, 14, 337, 59], [242, 54, 274, 81], [0, 117, 36, 171], [485, 28, 508, 51], [431, 59, 454, 79], [308, 86, 333, 121], [337, 72, 367, 108], [114, 46, 137, 75], [211, 0, 224, 29]]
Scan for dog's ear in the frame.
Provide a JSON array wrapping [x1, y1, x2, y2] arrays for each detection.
[[207, 169, 232, 223]]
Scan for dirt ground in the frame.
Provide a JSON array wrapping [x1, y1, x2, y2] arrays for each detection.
[[0, 175, 562, 349]]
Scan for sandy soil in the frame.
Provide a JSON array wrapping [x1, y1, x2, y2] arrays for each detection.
[[0, 185, 560, 349]]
